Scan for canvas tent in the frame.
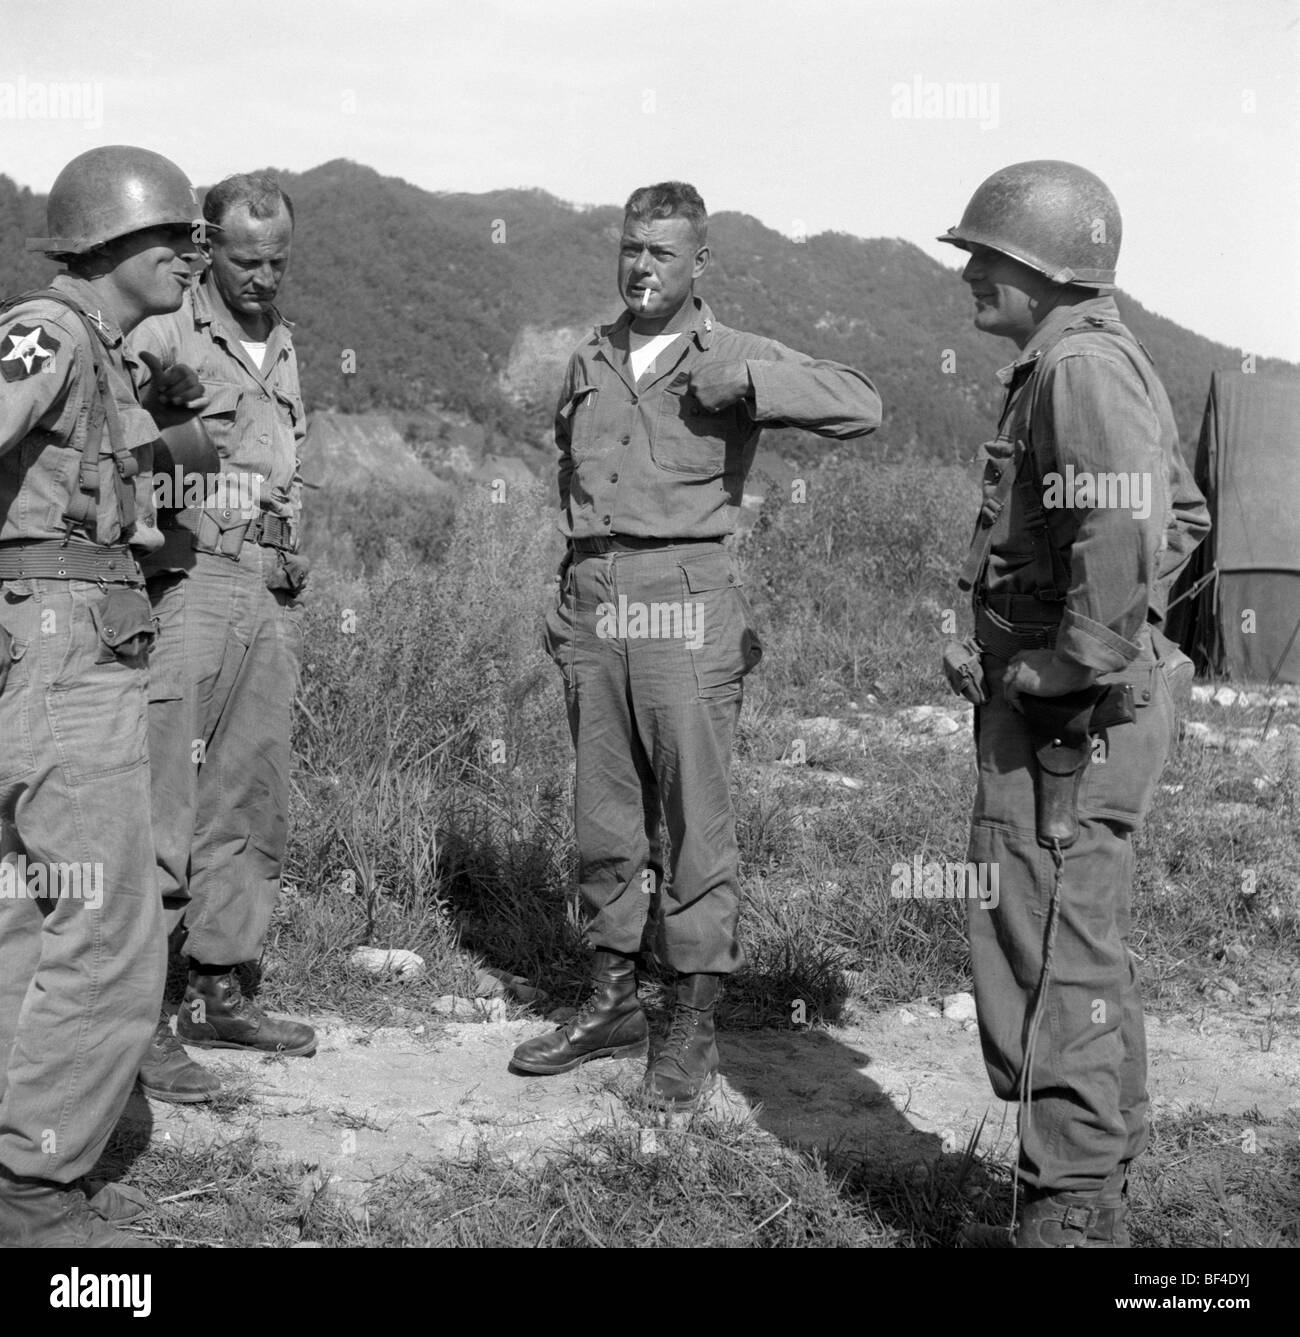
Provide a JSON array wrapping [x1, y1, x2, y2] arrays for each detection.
[[1170, 372, 1300, 684]]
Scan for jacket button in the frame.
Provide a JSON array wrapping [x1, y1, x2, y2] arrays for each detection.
[[727, 573, 736, 583], [609, 473, 619, 483], [620, 434, 630, 445], [602, 515, 611, 526]]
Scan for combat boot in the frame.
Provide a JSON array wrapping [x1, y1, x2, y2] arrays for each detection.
[[177, 967, 317, 1056], [642, 973, 720, 1110], [510, 951, 647, 1075], [1015, 1189, 1126, 1248], [0, 1172, 157, 1248], [83, 1179, 154, 1224], [138, 1016, 222, 1103], [1098, 1161, 1133, 1248]]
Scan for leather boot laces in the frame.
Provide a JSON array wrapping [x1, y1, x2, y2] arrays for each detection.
[[63, 1185, 97, 1228], [662, 1004, 704, 1053], [571, 978, 617, 1027], [154, 1026, 187, 1056], [220, 975, 256, 1019]]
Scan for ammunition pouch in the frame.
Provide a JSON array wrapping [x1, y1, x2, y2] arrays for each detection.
[[942, 636, 989, 705], [166, 507, 298, 561], [264, 550, 310, 595], [246, 511, 296, 552], [168, 507, 252, 558], [89, 586, 156, 667]]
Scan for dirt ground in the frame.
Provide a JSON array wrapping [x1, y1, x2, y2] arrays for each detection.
[[124, 1002, 1300, 1187]]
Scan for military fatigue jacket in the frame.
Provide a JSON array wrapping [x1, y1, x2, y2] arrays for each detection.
[[131, 276, 305, 567], [1, 274, 158, 547], [974, 296, 1210, 673], [557, 297, 881, 539]]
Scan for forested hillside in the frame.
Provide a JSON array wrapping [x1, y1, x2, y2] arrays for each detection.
[[3, 160, 1292, 460]]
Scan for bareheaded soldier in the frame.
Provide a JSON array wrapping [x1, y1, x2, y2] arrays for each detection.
[[938, 161, 1209, 1247], [131, 174, 314, 1105], [512, 182, 881, 1107], [0, 146, 204, 1245]]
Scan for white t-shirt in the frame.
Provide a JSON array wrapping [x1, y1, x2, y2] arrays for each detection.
[[240, 340, 268, 370], [628, 330, 682, 382]]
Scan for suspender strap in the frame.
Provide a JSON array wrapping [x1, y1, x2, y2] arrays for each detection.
[[960, 314, 1158, 601], [94, 353, 138, 534], [958, 431, 1024, 592], [0, 288, 137, 543]]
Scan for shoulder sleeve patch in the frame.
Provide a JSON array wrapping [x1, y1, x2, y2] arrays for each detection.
[[1, 322, 62, 381]]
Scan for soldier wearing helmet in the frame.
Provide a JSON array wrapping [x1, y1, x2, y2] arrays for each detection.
[[939, 161, 1210, 1247], [129, 172, 314, 1106], [0, 145, 205, 1246]]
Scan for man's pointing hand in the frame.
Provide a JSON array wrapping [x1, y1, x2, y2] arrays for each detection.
[[138, 350, 209, 411]]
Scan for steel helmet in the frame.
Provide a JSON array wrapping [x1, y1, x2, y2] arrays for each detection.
[[27, 145, 198, 256], [938, 160, 1121, 290]]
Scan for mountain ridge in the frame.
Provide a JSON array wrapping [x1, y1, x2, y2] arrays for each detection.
[[2, 159, 1294, 461]]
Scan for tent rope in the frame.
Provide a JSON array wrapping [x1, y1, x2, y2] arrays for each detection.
[[1165, 566, 1218, 612]]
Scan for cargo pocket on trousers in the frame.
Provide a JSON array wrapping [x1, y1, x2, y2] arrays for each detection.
[[0, 620, 34, 784], [145, 572, 187, 702], [89, 587, 157, 669], [541, 559, 577, 691], [0, 619, 23, 696], [680, 552, 763, 699]]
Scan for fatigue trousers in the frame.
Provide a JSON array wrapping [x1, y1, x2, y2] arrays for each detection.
[[147, 544, 303, 968], [0, 578, 163, 1182], [965, 628, 1177, 1195], [544, 543, 762, 975]]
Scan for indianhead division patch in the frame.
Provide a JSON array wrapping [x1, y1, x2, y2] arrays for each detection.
[[1, 323, 61, 381]]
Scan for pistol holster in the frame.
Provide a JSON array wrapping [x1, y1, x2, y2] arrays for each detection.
[[1018, 686, 1106, 850]]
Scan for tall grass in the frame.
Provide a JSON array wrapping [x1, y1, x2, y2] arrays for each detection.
[[255, 456, 1296, 1028], [109, 455, 1298, 1250]]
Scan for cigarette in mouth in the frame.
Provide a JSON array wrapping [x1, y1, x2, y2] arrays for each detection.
[[640, 288, 651, 310]]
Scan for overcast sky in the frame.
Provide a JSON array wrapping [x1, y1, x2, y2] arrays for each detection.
[[2, 0, 1297, 360]]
